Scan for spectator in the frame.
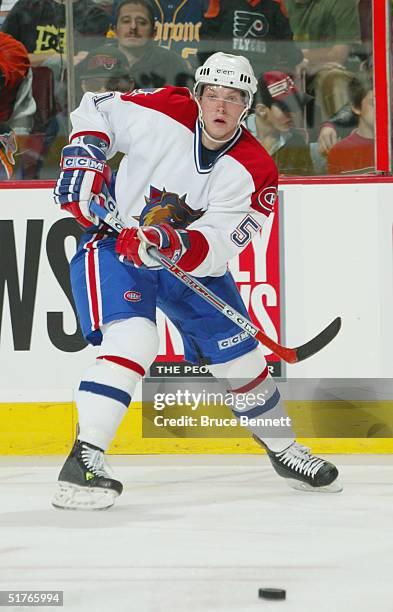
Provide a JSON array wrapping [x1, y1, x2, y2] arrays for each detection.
[[317, 101, 357, 156], [247, 70, 314, 175], [112, 0, 210, 66], [0, 32, 37, 179], [318, 62, 373, 156], [284, 0, 361, 126], [2, 0, 111, 174], [198, 0, 303, 79], [112, 0, 193, 89], [0, 32, 35, 134], [327, 74, 374, 174], [154, 0, 209, 66], [77, 44, 134, 95], [2, 0, 111, 68], [0, 122, 17, 179]]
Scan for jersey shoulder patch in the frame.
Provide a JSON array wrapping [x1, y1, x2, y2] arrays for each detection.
[[227, 128, 278, 216], [120, 86, 197, 131]]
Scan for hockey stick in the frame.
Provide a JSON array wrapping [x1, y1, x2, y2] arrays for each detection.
[[90, 201, 341, 364]]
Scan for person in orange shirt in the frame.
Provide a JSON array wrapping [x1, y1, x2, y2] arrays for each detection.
[[327, 74, 374, 174]]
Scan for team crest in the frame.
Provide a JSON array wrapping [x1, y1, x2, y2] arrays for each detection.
[[251, 185, 277, 215], [124, 290, 142, 302], [234, 11, 269, 39], [140, 186, 204, 229]]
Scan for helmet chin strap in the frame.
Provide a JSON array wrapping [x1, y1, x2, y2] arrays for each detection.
[[196, 99, 249, 146]]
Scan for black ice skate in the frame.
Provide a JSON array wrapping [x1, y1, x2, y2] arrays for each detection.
[[259, 439, 342, 493], [52, 440, 123, 510]]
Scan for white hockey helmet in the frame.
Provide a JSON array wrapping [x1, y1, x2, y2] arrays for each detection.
[[194, 52, 258, 109]]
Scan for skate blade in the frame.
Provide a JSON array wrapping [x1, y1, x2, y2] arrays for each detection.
[[286, 478, 343, 493], [52, 482, 119, 510]]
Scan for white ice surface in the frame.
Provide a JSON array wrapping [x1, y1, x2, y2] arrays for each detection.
[[0, 455, 392, 612]]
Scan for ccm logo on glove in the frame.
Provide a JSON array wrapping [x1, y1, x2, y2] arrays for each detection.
[[62, 156, 105, 171], [53, 139, 112, 228]]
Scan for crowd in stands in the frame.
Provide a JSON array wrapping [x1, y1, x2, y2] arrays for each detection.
[[0, 0, 376, 179]]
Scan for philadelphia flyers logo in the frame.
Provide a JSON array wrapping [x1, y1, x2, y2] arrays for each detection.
[[234, 11, 269, 39]]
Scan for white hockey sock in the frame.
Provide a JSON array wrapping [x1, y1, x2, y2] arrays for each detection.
[[76, 317, 159, 450], [209, 347, 295, 453], [77, 359, 140, 451], [229, 375, 295, 453]]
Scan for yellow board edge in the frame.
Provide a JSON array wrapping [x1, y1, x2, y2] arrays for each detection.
[[1, 401, 393, 455]]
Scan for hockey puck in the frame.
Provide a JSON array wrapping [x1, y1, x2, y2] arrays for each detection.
[[258, 588, 286, 600]]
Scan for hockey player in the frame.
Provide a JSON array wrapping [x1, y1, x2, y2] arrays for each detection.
[[53, 52, 341, 510]]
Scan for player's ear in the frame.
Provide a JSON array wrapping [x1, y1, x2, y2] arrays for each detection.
[[351, 105, 361, 117]]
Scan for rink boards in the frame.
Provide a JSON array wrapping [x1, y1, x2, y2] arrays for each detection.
[[2, 401, 393, 455], [1, 179, 393, 454]]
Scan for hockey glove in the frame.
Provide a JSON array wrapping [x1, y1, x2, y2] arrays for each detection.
[[115, 223, 190, 269], [53, 141, 112, 228]]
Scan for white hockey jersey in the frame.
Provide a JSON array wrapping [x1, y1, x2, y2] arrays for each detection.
[[70, 86, 278, 277]]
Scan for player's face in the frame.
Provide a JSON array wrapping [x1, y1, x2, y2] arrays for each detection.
[[116, 3, 154, 49], [199, 86, 247, 147]]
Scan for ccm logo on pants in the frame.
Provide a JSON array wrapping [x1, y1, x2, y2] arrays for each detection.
[[218, 331, 248, 350]]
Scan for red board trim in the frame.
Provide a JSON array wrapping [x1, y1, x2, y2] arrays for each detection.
[[3, 175, 393, 192]]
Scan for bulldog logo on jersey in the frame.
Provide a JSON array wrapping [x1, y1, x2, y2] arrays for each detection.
[[140, 186, 204, 229]]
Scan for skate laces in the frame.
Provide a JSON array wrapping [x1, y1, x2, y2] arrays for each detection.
[[81, 445, 109, 478], [276, 442, 325, 479]]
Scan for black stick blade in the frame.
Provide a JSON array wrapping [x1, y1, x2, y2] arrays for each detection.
[[294, 317, 342, 363]]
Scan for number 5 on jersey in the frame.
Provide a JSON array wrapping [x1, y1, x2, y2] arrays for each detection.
[[231, 214, 262, 247]]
